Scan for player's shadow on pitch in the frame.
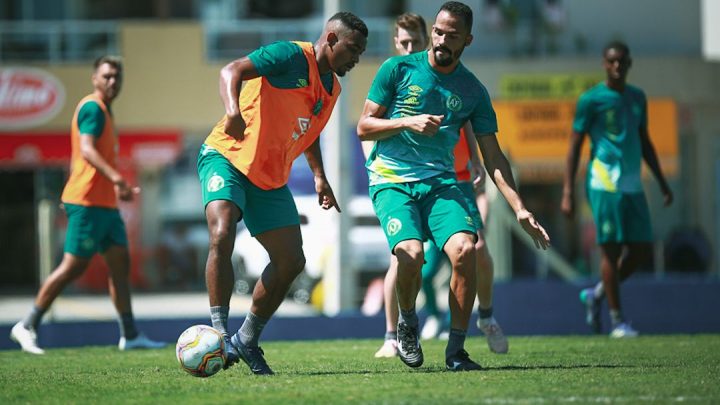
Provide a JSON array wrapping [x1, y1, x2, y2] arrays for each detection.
[[293, 363, 637, 376]]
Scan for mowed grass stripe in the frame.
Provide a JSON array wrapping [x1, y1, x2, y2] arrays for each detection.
[[1, 335, 718, 404]]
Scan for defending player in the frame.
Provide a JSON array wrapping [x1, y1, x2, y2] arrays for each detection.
[[359, 2, 549, 371]]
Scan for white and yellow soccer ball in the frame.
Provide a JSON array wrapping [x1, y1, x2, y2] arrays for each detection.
[[176, 325, 226, 377]]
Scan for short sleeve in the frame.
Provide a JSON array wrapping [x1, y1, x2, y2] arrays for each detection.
[[247, 41, 303, 78], [366, 58, 399, 108], [572, 92, 592, 134], [469, 85, 498, 136], [77, 101, 105, 137]]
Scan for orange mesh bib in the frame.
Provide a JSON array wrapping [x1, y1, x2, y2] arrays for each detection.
[[454, 127, 471, 182], [61, 94, 118, 208], [204, 41, 341, 190]]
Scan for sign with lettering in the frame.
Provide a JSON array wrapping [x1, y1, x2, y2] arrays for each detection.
[[499, 73, 603, 100], [0, 68, 65, 129], [493, 99, 678, 181]]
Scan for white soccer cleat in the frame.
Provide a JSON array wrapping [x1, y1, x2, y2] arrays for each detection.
[[478, 317, 509, 354], [609, 322, 639, 338], [373, 339, 398, 358], [10, 321, 45, 355], [420, 315, 441, 340], [118, 332, 166, 350]]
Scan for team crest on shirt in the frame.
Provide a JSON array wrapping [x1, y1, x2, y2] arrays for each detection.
[[601, 220, 615, 236], [446, 94, 462, 112], [207, 174, 225, 192], [297, 79, 308, 88], [81, 238, 95, 251], [387, 218, 402, 236]]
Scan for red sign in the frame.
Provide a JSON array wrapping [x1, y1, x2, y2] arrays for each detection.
[[0, 131, 183, 168], [0, 68, 65, 129]]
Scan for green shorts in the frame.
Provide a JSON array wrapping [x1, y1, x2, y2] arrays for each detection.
[[457, 181, 483, 232], [63, 203, 128, 258], [369, 174, 476, 253], [588, 189, 652, 244], [197, 145, 299, 236]]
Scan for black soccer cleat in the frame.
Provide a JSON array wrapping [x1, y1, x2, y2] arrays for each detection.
[[445, 349, 482, 371], [397, 321, 424, 368], [223, 334, 240, 370], [231, 334, 274, 375]]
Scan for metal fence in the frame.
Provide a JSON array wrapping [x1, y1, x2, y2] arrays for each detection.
[[0, 21, 119, 63]]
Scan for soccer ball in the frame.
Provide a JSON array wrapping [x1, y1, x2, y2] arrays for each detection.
[[176, 325, 227, 377]]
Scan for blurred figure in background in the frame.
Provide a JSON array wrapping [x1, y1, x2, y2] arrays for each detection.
[[10, 56, 165, 354], [370, 11, 430, 359], [562, 41, 673, 338], [156, 223, 199, 290], [199, 12, 367, 375], [419, 126, 508, 358]]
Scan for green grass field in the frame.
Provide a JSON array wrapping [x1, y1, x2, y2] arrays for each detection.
[[2, 335, 719, 404]]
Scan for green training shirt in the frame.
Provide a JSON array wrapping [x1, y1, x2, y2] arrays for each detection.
[[573, 82, 647, 193], [77, 101, 106, 137], [365, 51, 497, 185], [247, 41, 333, 94]]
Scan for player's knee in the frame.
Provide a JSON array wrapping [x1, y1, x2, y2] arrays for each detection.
[[447, 235, 475, 262], [394, 244, 424, 270], [63, 262, 88, 280], [207, 225, 234, 255], [274, 250, 306, 279]]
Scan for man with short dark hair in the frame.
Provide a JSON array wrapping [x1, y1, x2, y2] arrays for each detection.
[[359, 1, 549, 371], [10, 55, 165, 354], [199, 12, 367, 375], [562, 41, 673, 338]]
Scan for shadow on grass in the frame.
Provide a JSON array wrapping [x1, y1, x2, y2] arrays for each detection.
[[290, 363, 642, 376]]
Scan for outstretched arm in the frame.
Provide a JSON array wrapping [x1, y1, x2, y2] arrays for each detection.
[[561, 131, 586, 217], [356, 100, 444, 141], [640, 125, 673, 206], [303, 137, 340, 212], [219, 57, 260, 140], [477, 133, 550, 249]]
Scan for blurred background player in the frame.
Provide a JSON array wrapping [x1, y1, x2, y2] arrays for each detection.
[[561, 41, 673, 338], [199, 12, 367, 375], [359, 1, 549, 371], [10, 56, 165, 354], [371, 11, 430, 359]]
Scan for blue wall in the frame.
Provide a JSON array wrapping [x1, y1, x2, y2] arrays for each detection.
[[2, 277, 718, 350]]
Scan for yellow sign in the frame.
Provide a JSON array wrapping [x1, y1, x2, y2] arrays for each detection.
[[499, 74, 604, 100], [492, 99, 678, 181]]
